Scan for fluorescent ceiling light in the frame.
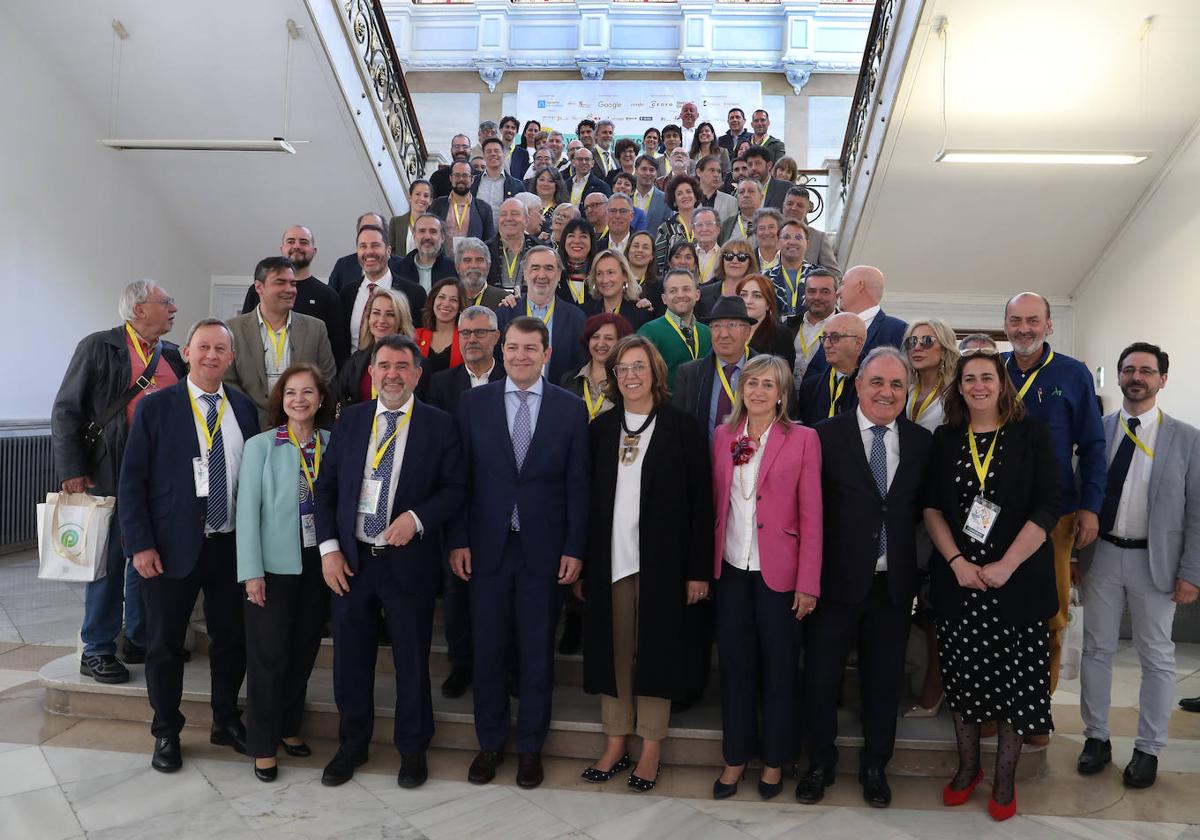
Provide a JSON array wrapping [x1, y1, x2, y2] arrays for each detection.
[[100, 138, 297, 154], [935, 149, 1148, 166]]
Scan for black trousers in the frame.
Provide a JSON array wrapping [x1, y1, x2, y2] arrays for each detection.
[[716, 562, 798, 768], [243, 547, 328, 758], [141, 532, 245, 738], [803, 573, 911, 771]]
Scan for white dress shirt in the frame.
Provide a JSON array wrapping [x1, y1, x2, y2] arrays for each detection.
[[855, 304, 881, 333], [186, 378, 244, 535], [349, 272, 393, 355], [906, 384, 946, 433], [793, 313, 830, 388], [680, 126, 696, 152], [724, 424, 770, 572], [857, 407, 899, 572], [611, 411, 655, 583], [466, 360, 496, 389], [1110, 406, 1160, 540], [256, 308, 293, 394]]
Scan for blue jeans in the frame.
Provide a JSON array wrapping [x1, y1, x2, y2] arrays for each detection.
[[80, 509, 144, 656]]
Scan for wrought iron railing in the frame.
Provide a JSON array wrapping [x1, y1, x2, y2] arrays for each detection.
[[838, 0, 894, 204]]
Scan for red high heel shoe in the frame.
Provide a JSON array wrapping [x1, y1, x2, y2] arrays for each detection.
[[942, 769, 984, 806], [988, 788, 1017, 821]]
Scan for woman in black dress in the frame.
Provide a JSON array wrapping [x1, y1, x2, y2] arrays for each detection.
[[736, 273, 795, 371], [557, 217, 597, 307], [923, 349, 1061, 822]]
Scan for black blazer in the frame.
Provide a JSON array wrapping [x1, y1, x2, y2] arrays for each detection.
[[570, 173, 612, 206], [815, 411, 933, 608], [335, 348, 372, 409], [671, 350, 758, 438], [429, 196, 496, 242], [425, 361, 506, 418], [798, 367, 859, 427], [486, 233, 539, 289], [750, 319, 796, 371], [579, 298, 652, 331], [429, 165, 453, 200], [494, 296, 586, 387], [338, 272, 428, 351], [581, 404, 713, 701], [804, 308, 909, 384], [393, 252, 458, 291], [241, 276, 348, 369], [327, 252, 404, 294], [925, 418, 1062, 625], [509, 146, 531, 180]]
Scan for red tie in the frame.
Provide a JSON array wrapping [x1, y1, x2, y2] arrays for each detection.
[[361, 282, 378, 337]]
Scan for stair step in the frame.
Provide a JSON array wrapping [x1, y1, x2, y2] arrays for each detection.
[[38, 653, 1045, 779]]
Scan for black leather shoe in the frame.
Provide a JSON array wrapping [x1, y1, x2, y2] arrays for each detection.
[[468, 750, 504, 784], [321, 750, 367, 787], [441, 665, 472, 699], [558, 612, 582, 655], [120, 643, 146, 665], [758, 778, 783, 800], [1180, 696, 1200, 713], [1123, 749, 1158, 788], [80, 654, 130, 684], [795, 765, 835, 804], [859, 766, 892, 808], [398, 752, 428, 788], [516, 752, 544, 789], [279, 739, 312, 758], [1076, 737, 1112, 775], [210, 721, 247, 755], [151, 736, 182, 772], [254, 760, 278, 782], [712, 770, 744, 800]]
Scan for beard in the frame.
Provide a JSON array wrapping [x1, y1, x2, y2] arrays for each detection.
[[285, 251, 313, 270], [1008, 336, 1042, 357], [451, 182, 471, 196]]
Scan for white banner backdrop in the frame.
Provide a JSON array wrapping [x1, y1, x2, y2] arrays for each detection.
[[513, 81, 763, 140]]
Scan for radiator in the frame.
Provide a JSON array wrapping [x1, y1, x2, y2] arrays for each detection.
[[0, 422, 55, 553]]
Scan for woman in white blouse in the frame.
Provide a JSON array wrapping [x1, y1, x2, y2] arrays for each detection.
[[577, 336, 712, 793]]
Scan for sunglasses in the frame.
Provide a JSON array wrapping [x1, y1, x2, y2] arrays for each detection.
[[960, 347, 1000, 358], [903, 335, 938, 350], [722, 252, 751, 263]]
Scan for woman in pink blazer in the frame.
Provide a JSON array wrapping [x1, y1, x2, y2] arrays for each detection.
[[711, 354, 822, 801]]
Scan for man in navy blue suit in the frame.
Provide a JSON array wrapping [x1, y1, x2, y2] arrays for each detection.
[[119, 319, 261, 773], [803, 265, 908, 385], [314, 334, 465, 789], [494, 246, 586, 388], [450, 315, 590, 790]]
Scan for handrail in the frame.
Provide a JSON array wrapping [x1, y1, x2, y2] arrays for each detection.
[[369, 0, 428, 161], [838, 0, 895, 202]]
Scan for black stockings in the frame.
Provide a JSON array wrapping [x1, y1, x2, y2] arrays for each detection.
[[949, 712, 981, 789], [950, 713, 1023, 804]]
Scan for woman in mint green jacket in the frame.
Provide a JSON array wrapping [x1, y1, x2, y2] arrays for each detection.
[[236, 363, 335, 781]]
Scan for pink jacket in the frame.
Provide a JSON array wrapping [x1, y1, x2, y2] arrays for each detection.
[[712, 421, 823, 596]]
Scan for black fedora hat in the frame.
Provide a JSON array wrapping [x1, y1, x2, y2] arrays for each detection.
[[701, 295, 756, 325]]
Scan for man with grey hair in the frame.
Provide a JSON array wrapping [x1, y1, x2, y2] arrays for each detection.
[[720, 178, 764, 243], [487, 197, 540, 290], [798, 311, 864, 426], [546, 130, 566, 168], [52, 280, 188, 685], [599, 192, 636, 252], [395, 213, 456, 293], [495, 246, 586, 385], [454, 236, 508, 311], [469, 119, 499, 160], [514, 191, 546, 240], [591, 119, 618, 175]]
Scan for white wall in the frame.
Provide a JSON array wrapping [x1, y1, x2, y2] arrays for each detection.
[[1073, 127, 1200, 425]]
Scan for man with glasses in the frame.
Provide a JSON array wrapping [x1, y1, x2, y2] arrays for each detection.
[[455, 237, 509, 311], [803, 265, 907, 384], [431, 160, 496, 244], [798, 311, 864, 426], [599, 192, 636, 252], [720, 179, 763, 244], [782, 187, 840, 271], [638, 268, 712, 389], [494, 246, 586, 386], [568, 147, 611, 208], [672, 296, 756, 443], [468, 119, 499, 160], [431, 134, 473, 199], [582, 192, 609, 235], [53, 281, 187, 685], [793, 268, 839, 389]]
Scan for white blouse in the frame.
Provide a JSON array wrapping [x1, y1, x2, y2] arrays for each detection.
[[611, 412, 656, 583], [723, 424, 771, 572]]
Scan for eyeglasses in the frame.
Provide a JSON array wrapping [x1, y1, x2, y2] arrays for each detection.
[[822, 332, 862, 345], [145, 297, 176, 307], [614, 362, 649, 377], [1119, 366, 1160, 377], [722, 252, 750, 263], [903, 335, 937, 350], [459, 328, 498, 339]]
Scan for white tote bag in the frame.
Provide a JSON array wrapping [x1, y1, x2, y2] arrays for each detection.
[[1059, 586, 1084, 681], [36, 492, 116, 582]]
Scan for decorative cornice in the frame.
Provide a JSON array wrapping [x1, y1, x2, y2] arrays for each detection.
[[402, 58, 859, 74]]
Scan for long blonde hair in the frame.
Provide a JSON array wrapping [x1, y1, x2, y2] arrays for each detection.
[[902, 317, 960, 392], [725, 355, 794, 431], [358, 286, 415, 350]]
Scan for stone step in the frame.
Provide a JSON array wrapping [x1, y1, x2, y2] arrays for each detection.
[[38, 653, 1045, 779]]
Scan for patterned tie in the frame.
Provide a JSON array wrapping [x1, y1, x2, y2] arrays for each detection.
[[1099, 417, 1140, 535], [681, 324, 695, 351], [360, 281, 378, 340], [716, 363, 737, 427], [363, 410, 400, 538], [202, 394, 227, 530], [869, 425, 888, 558], [510, 391, 532, 529]]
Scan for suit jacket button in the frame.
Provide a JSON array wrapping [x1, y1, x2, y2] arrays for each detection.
[[756, 494, 762, 501], [757, 523, 763, 529]]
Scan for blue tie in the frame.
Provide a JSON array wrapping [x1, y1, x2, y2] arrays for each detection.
[[201, 394, 227, 530], [511, 391, 532, 529], [364, 410, 401, 538], [869, 425, 888, 558]]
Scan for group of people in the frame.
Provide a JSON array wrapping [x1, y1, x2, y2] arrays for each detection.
[[50, 101, 1200, 823]]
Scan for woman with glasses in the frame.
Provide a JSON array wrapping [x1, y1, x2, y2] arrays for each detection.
[[578, 336, 712, 793], [698, 240, 758, 317], [711, 354, 822, 800], [737, 274, 796, 371], [924, 348, 1061, 821], [581, 249, 651, 331], [607, 139, 641, 187], [335, 287, 415, 410], [561, 313, 633, 422], [653, 174, 702, 273]]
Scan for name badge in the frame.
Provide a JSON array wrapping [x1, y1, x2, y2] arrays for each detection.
[[357, 479, 382, 515], [301, 513, 317, 548], [963, 495, 1001, 544], [192, 457, 209, 497]]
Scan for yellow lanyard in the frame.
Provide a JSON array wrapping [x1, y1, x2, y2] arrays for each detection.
[[737, 216, 749, 239], [779, 266, 802, 309], [699, 249, 718, 283], [542, 202, 555, 218], [827, 369, 846, 418], [909, 387, 939, 423], [716, 357, 737, 405], [503, 246, 520, 283], [679, 217, 694, 242], [666, 313, 699, 359], [754, 134, 768, 146], [370, 408, 413, 471], [451, 200, 469, 230], [263, 319, 288, 368], [610, 300, 623, 315], [527, 297, 556, 324], [968, 424, 1003, 492], [582, 379, 605, 421], [1014, 350, 1055, 401], [1120, 410, 1160, 459], [758, 249, 779, 271], [797, 322, 823, 358], [188, 390, 228, 453], [287, 427, 321, 495], [125, 323, 157, 385], [571, 181, 585, 205], [634, 191, 651, 211]]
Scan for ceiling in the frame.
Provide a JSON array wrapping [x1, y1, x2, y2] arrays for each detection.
[[845, 0, 1200, 298]]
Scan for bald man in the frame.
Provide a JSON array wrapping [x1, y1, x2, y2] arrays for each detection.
[[803, 265, 908, 385], [798, 312, 864, 426]]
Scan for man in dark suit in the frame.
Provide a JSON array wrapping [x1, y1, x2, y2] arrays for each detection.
[[673, 296, 756, 443], [118, 318, 261, 773], [798, 347, 933, 808], [449, 315, 589, 790], [393, 214, 457, 293], [429, 134, 472, 199], [328, 213, 405, 294], [494, 246, 586, 388], [743, 146, 793, 210], [314, 334, 466, 789], [339, 224, 427, 358], [487, 198, 540, 290], [804, 265, 908, 384], [565, 146, 611, 208], [632, 156, 670, 236], [242, 226, 349, 368], [798, 312, 863, 426], [718, 107, 752, 156], [430, 160, 496, 243]]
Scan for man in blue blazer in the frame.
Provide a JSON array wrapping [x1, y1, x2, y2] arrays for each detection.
[[494, 246, 586, 388], [327, 212, 404, 294], [632, 155, 670, 235], [449, 315, 589, 790], [119, 319, 260, 773], [313, 334, 466, 789], [803, 265, 908, 384]]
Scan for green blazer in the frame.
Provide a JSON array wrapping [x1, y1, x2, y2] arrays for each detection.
[[235, 427, 331, 582], [638, 315, 712, 390]]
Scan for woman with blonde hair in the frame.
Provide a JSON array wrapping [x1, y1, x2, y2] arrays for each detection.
[[698, 239, 758, 317], [582, 249, 650, 330], [335, 287, 414, 408]]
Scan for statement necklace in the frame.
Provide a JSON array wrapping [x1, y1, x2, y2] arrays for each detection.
[[620, 409, 657, 466]]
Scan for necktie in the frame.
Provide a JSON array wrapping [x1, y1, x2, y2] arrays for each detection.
[[869, 425, 888, 558], [202, 394, 227, 530], [360, 282, 378, 341], [511, 391, 532, 529], [363, 410, 400, 538], [681, 324, 695, 349], [716, 363, 737, 427], [1099, 417, 1140, 535]]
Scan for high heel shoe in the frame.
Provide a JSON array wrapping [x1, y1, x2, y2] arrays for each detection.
[[627, 764, 660, 793], [758, 774, 783, 800], [713, 769, 745, 800], [580, 753, 631, 783], [942, 768, 983, 806], [254, 760, 278, 782], [279, 739, 312, 758], [903, 695, 944, 719], [988, 788, 1017, 821]]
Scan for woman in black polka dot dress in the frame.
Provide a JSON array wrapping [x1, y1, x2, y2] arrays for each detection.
[[922, 350, 1061, 822]]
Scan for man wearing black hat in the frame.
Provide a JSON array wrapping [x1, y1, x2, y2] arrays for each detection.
[[672, 296, 759, 444]]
